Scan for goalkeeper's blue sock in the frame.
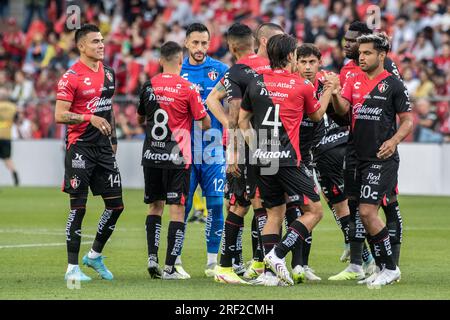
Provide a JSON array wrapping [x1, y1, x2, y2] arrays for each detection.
[[205, 196, 224, 256]]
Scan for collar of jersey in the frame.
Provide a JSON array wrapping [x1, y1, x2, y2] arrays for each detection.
[[183, 56, 210, 67]]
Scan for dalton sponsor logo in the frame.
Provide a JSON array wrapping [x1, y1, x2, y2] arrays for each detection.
[[260, 88, 289, 98], [253, 149, 291, 159], [143, 150, 180, 161]]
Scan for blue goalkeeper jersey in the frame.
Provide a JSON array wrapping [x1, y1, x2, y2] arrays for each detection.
[[181, 56, 228, 163]]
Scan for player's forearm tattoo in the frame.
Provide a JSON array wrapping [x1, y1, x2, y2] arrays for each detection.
[[215, 81, 226, 92], [60, 112, 85, 124]]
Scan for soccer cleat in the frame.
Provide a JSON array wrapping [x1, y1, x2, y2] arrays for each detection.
[[233, 263, 246, 276], [340, 244, 350, 262], [243, 260, 265, 280], [304, 265, 322, 281], [204, 263, 217, 277], [214, 266, 248, 284], [292, 265, 306, 284], [174, 264, 191, 279], [328, 266, 365, 281], [147, 259, 162, 279], [357, 266, 380, 285], [264, 249, 294, 286], [82, 255, 113, 280], [250, 271, 288, 287], [162, 266, 189, 280], [362, 257, 377, 276], [367, 267, 401, 288], [64, 266, 91, 282]]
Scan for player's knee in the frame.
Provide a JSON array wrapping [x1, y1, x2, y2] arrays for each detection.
[[104, 197, 124, 212], [149, 201, 164, 215], [70, 196, 88, 210]]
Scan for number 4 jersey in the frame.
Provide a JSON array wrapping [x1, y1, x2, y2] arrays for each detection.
[[137, 73, 207, 169], [241, 69, 321, 167]]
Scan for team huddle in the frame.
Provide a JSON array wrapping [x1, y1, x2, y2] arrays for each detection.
[[56, 21, 413, 288]]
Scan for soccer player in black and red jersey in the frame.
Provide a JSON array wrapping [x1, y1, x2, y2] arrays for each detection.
[[285, 44, 350, 283], [137, 41, 211, 280], [56, 24, 124, 282], [239, 34, 333, 286], [329, 21, 403, 282], [331, 33, 412, 286], [206, 23, 284, 284]]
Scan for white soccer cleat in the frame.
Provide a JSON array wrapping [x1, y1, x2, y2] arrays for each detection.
[[304, 265, 322, 281], [367, 267, 401, 288], [162, 266, 190, 280], [174, 264, 191, 279], [204, 263, 217, 277], [357, 266, 380, 285], [363, 258, 377, 276], [340, 244, 350, 262], [264, 249, 294, 286], [147, 259, 162, 279], [250, 271, 288, 287]]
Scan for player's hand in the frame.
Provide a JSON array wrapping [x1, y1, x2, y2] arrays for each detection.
[[226, 148, 241, 178], [90, 115, 112, 136], [377, 138, 398, 160]]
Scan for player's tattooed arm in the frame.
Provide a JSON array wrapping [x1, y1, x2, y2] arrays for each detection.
[[206, 82, 228, 128]]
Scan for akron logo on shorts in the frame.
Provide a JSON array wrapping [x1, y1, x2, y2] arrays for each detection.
[[70, 175, 81, 189], [377, 81, 389, 93], [208, 69, 219, 81]]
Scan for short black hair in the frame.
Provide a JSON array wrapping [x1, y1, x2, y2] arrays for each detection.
[[357, 33, 390, 53], [226, 23, 253, 49], [348, 20, 373, 35], [255, 22, 284, 47], [186, 23, 210, 38], [267, 34, 297, 69], [75, 24, 100, 44], [296, 43, 321, 60], [160, 41, 183, 61]]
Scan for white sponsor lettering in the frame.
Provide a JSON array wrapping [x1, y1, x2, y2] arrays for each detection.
[[253, 149, 291, 159], [319, 131, 349, 145], [143, 150, 180, 161], [86, 97, 113, 112]]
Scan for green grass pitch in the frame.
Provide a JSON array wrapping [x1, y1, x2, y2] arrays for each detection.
[[1, 187, 449, 300]]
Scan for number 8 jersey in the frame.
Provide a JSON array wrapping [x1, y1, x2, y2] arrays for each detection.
[[138, 73, 207, 169]]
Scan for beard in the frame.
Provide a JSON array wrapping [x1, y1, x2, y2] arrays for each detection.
[[361, 60, 380, 73], [190, 51, 205, 63]]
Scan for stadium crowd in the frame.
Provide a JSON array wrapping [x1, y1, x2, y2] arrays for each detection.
[[0, 0, 449, 142]]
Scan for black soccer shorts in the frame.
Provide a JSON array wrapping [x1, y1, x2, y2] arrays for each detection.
[[256, 164, 320, 209], [0, 139, 11, 159], [315, 144, 347, 205], [63, 144, 122, 196], [228, 164, 251, 207], [357, 159, 399, 205], [143, 166, 191, 205]]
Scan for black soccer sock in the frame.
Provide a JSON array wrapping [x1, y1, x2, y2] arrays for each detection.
[[12, 171, 19, 186], [337, 214, 350, 244], [145, 215, 162, 262], [254, 208, 267, 262], [383, 201, 403, 266], [348, 199, 365, 266], [220, 212, 244, 268], [362, 243, 372, 263], [251, 213, 259, 260], [92, 197, 124, 253], [274, 220, 309, 259], [165, 221, 186, 269], [368, 227, 396, 270], [366, 234, 382, 268], [66, 197, 87, 265], [303, 232, 312, 266], [234, 224, 244, 266], [285, 203, 303, 267]]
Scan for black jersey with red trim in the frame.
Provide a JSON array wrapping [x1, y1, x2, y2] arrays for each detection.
[[241, 69, 320, 167], [221, 53, 270, 103], [137, 73, 207, 169], [56, 61, 115, 149], [339, 57, 401, 87], [300, 71, 348, 160], [341, 69, 411, 161]]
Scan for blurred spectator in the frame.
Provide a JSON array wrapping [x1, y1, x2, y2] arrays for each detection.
[[3, 17, 26, 65], [414, 70, 436, 99], [0, 0, 9, 22], [403, 67, 420, 96], [413, 98, 444, 143], [23, 32, 48, 73], [10, 70, 34, 108], [411, 32, 435, 62], [391, 15, 415, 54], [22, 0, 48, 32], [11, 109, 34, 139], [305, 0, 327, 21]]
